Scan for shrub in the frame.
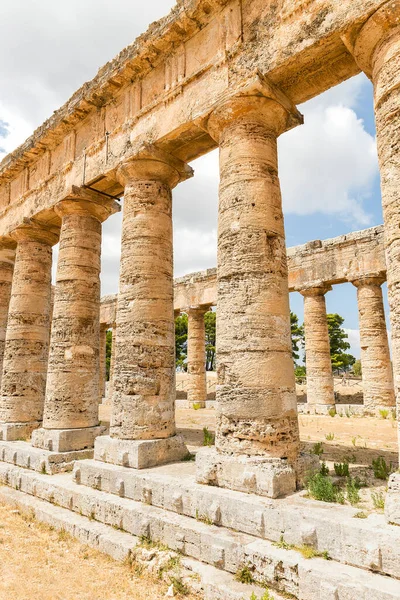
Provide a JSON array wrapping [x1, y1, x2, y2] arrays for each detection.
[[346, 477, 361, 505], [334, 462, 349, 477], [306, 473, 344, 504], [312, 442, 324, 457], [320, 462, 329, 476], [202, 427, 214, 447], [372, 491, 385, 510], [235, 564, 254, 584], [371, 456, 391, 480]]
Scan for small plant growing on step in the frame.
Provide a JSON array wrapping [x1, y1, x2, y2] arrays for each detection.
[[325, 432, 335, 441], [372, 491, 385, 510], [202, 426, 214, 447], [379, 409, 389, 419], [235, 564, 255, 584], [169, 575, 190, 596], [192, 402, 202, 410], [353, 511, 368, 519], [312, 442, 324, 457], [320, 462, 329, 476], [182, 452, 195, 462], [250, 591, 275, 600], [328, 407, 336, 418], [371, 456, 391, 480], [334, 462, 349, 477]]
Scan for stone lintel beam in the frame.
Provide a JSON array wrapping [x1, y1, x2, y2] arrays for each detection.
[[99, 149, 189, 468], [300, 284, 335, 409]]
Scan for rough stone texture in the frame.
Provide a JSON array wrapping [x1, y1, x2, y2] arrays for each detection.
[[34, 194, 117, 452], [94, 434, 188, 469], [208, 94, 301, 462], [301, 286, 335, 409], [0, 225, 56, 438], [109, 152, 192, 442], [99, 324, 108, 401], [353, 277, 395, 409], [187, 307, 209, 408], [0, 440, 93, 474], [0, 243, 15, 391], [31, 425, 105, 453], [385, 472, 400, 526]]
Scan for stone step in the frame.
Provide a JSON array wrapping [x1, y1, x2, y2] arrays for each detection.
[[0, 485, 275, 600], [0, 439, 93, 474], [74, 457, 400, 580], [0, 463, 399, 600]]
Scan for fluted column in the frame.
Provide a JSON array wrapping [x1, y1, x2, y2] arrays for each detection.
[[94, 149, 191, 468], [99, 325, 108, 402], [187, 307, 208, 408], [195, 91, 312, 498], [300, 286, 335, 412], [352, 277, 394, 410], [0, 225, 56, 441], [0, 241, 15, 391], [32, 194, 117, 452]]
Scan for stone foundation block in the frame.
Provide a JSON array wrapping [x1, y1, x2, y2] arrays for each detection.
[[94, 435, 188, 469], [0, 421, 41, 441], [0, 440, 93, 474], [385, 472, 400, 526], [31, 425, 105, 452], [196, 447, 300, 498]]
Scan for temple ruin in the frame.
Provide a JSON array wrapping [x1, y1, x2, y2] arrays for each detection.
[[0, 0, 399, 598]]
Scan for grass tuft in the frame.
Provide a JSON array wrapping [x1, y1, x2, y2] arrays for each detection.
[[202, 427, 214, 447]]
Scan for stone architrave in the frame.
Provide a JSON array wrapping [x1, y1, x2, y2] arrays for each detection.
[[0, 241, 15, 392], [300, 285, 335, 412], [32, 193, 118, 453], [187, 306, 209, 408], [352, 276, 395, 411], [352, 0, 400, 523], [0, 225, 57, 441], [195, 91, 318, 498], [94, 148, 192, 469]]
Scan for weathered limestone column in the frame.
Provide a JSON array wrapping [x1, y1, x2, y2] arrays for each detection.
[[0, 241, 15, 392], [352, 277, 395, 411], [0, 225, 56, 441], [195, 91, 316, 498], [351, 1, 400, 523], [187, 307, 208, 408], [99, 325, 108, 402], [32, 193, 117, 453], [94, 148, 192, 468], [300, 286, 335, 412]]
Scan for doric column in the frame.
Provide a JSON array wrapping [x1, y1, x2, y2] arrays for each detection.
[[352, 277, 394, 410], [0, 241, 15, 391], [187, 306, 209, 408], [300, 286, 335, 412], [32, 192, 117, 452], [351, 1, 400, 522], [94, 148, 192, 468], [0, 225, 56, 441], [99, 324, 108, 402], [195, 89, 315, 498]]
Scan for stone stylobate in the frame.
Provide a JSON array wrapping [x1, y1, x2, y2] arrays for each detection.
[[94, 147, 192, 469]]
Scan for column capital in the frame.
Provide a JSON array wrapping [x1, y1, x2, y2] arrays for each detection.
[[351, 0, 400, 77], [10, 222, 59, 246], [351, 275, 386, 288], [186, 305, 212, 317], [55, 186, 120, 222], [299, 284, 332, 297], [116, 145, 193, 189], [203, 76, 303, 142]]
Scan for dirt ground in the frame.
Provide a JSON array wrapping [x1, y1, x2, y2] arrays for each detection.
[[0, 502, 198, 600]]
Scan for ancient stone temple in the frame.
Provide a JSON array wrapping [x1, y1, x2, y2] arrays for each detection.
[[0, 1, 399, 598]]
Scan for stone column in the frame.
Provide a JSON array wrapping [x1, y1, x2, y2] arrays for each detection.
[[0, 225, 56, 441], [187, 307, 208, 408], [352, 277, 395, 411], [94, 149, 192, 469], [105, 324, 116, 404], [352, 1, 400, 523], [300, 286, 335, 412], [99, 325, 108, 402], [0, 241, 15, 392], [195, 92, 314, 498], [32, 195, 117, 453]]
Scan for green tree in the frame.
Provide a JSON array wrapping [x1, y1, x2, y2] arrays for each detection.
[[175, 313, 188, 371], [106, 329, 112, 381], [205, 311, 216, 371], [327, 313, 356, 374], [352, 359, 362, 377], [291, 311, 304, 363]]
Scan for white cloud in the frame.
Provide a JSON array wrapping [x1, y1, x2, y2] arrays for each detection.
[[344, 328, 361, 359]]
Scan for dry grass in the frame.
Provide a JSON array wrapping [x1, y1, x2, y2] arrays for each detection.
[[0, 502, 197, 600]]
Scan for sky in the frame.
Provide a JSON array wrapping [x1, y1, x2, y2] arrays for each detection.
[[0, 0, 390, 359]]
